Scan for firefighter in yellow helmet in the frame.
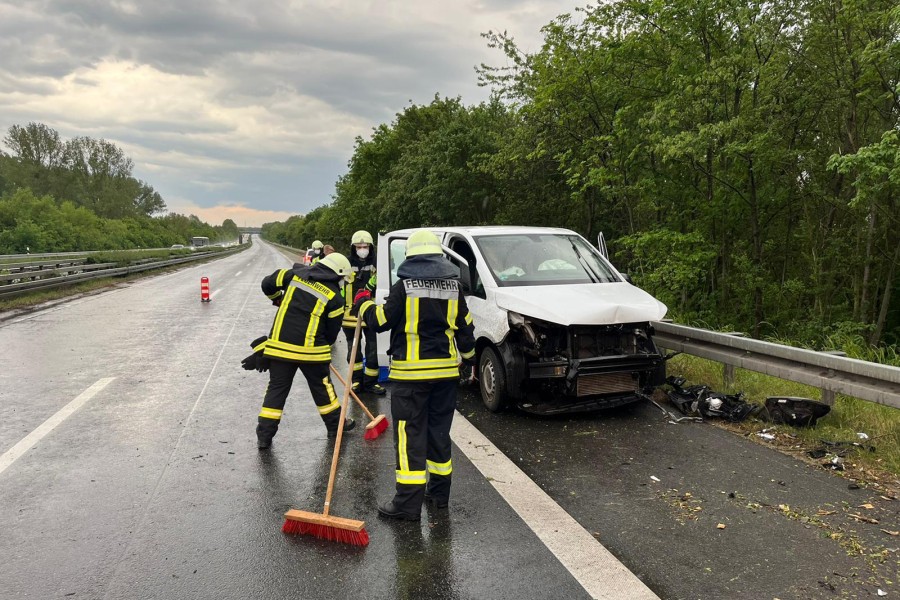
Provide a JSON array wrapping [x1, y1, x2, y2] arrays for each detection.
[[342, 230, 385, 394], [353, 229, 476, 520], [310, 240, 325, 264], [255, 252, 355, 449]]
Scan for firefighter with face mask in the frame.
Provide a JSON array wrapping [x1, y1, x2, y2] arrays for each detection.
[[353, 229, 476, 520], [310, 240, 325, 264], [342, 230, 385, 394], [255, 253, 355, 449]]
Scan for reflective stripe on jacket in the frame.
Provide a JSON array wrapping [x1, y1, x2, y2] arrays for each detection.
[[359, 277, 475, 381], [342, 263, 377, 328]]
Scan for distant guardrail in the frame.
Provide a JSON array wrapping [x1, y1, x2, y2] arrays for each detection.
[[653, 321, 900, 410], [0, 246, 246, 300]]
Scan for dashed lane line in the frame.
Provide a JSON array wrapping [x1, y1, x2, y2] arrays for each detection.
[[0, 378, 116, 477], [451, 413, 660, 600]]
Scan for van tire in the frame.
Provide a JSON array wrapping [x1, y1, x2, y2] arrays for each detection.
[[479, 347, 509, 412]]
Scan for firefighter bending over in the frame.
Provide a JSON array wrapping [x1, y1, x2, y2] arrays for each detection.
[[255, 253, 355, 449]]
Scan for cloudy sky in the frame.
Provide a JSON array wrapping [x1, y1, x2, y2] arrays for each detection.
[[0, 1, 579, 227]]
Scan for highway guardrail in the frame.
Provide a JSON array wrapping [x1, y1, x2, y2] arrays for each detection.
[[652, 321, 900, 410], [0, 247, 245, 300]]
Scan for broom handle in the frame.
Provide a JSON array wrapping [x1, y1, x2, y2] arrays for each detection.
[[329, 364, 377, 422], [322, 318, 362, 516]]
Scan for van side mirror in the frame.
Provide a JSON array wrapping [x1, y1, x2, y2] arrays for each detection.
[[621, 273, 633, 284]]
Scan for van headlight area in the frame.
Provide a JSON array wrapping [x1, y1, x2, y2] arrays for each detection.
[[503, 311, 666, 414]]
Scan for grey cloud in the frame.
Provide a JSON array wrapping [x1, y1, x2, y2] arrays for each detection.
[[1, 0, 575, 219]]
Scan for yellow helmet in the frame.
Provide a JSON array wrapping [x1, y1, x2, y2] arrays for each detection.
[[351, 230, 373, 245], [405, 230, 442, 257], [312, 240, 324, 249], [318, 252, 352, 277]]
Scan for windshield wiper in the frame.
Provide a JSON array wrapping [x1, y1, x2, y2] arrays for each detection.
[[568, 238, 599, 283]]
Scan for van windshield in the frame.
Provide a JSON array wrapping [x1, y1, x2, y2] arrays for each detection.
[[474, 233, 620, 287]]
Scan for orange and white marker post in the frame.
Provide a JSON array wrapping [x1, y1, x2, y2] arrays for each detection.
[[200, 276, 211, 302]]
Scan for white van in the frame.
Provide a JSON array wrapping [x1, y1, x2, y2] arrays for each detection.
[[376, 226, 668, 414]]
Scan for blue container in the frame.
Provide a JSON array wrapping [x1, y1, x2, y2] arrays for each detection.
[[378, 366, 390, 382]]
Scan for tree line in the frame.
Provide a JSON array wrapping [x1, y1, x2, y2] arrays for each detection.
[[0, 122, 239, 252], [263, 0, 899, 347]]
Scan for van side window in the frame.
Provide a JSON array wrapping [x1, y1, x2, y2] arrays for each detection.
[[388, 238, 408, 286], [449, 238, 484, 298]]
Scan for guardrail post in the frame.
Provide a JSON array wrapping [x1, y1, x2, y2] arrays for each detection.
[[819, 351, 847, 406], [723, 364, 735, 388], [720, 332, 745, 389]]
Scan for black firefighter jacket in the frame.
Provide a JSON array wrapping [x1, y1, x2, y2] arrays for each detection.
[[261, 263, 345, 363], [358, 254, 476, 382], [342, 250, 377, 329]]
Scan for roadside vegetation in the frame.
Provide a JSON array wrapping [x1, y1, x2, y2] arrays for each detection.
[[0, 123, 239, 252]]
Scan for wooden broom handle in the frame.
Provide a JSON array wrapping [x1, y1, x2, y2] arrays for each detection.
[[322, 318, 362, 516], [329, 364, 377, 421]]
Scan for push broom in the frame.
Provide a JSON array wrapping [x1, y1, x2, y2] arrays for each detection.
[[282, 319, 369, 546], [328, 364, 389, 440]]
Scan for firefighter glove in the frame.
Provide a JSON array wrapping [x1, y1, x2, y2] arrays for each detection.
[[351, 290, 371, 317], [241, 352, 270, 372], [242, 336, 271, 372]]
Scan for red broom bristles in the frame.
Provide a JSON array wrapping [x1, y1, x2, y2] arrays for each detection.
[[282, 519, 370, 546], [363, 416, 389, 440]]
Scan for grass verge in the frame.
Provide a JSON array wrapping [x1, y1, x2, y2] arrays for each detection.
[[667, 353, 900, 489]]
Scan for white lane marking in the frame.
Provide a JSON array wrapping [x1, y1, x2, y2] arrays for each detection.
[[210, 289, 222, 299], [235, 271, 242, 277], [0, 378, 116, 476], [451, 414, 660, 600]]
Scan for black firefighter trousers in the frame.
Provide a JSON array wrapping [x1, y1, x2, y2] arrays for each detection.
[[257, 359, 342, 442], [388, 379, 457, 515]]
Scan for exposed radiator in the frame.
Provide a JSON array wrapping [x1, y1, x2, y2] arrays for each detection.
[[576, 372, 638, 397]]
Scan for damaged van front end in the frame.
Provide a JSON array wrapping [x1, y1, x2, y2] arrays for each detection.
[[500, 312, 666, 414], [485, 281, 667, 414]]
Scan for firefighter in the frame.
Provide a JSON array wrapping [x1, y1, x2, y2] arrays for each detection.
[[354, 229, 476, 520], [342, 230, 385, 394], [310, 240, 325, 264], [255, 252, 355, 449]]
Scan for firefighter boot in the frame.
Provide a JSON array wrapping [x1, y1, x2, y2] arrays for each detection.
[[425, 474, 451, 508], [325, 417, 356, 439], [377, 501, 422, 521], [256, 419, 278, 450]]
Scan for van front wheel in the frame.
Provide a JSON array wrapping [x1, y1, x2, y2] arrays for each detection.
[[479, 347, 509, 412]]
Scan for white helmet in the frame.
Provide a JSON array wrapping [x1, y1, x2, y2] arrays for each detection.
[[318, 253, 351, 277], [351, 230, 374, 245], [405, 230, 442, 257]]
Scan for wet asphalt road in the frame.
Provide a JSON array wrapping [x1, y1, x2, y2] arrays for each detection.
[[1, 240, 897, 600]]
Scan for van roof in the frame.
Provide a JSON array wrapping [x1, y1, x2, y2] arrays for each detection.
[[382, 225, 576, 238]]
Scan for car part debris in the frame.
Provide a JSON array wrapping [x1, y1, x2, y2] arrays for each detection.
[[664, 376, 758, 422], [762, 397, 830, 427], [639, 389, 703, 423]]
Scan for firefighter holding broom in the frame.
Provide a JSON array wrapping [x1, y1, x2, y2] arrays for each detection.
[[353, 229, 476, 520], [250, 252, 356, 449]]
